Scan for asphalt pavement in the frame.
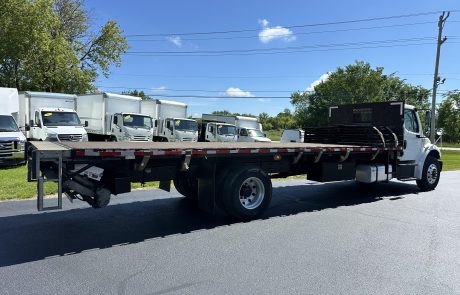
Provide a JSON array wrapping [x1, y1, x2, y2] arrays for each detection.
[[0, 172, 459, 295]]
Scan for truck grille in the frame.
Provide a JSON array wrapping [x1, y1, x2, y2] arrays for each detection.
[[58, 134, 83, 142], [181, 138, 195, 142], [0, 141, 15, 158], [132, 136, 150, 141]]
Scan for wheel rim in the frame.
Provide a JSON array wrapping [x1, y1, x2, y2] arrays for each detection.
[[239, 177, 265, 210], [427, 163, 438, 185]]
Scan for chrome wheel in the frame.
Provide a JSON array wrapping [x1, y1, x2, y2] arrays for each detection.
[[239, 177, 265, 210], [427, 163, 438, 185]]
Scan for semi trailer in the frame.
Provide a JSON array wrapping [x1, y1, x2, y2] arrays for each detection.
[[26, 101, 441, 220], [77, 92, 154, 142]]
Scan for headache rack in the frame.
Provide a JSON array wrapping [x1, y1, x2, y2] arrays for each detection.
[[304, 101, 405, 148]]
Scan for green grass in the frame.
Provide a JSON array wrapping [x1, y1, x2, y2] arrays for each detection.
[[439, 142, 460, 148], [265, 129, 282, 141], [0, 165, 159, 201], [1, 150, 459, 201], [441, 150, 460, 171]]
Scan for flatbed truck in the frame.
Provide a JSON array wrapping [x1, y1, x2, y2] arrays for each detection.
[[26, 101, 442, 220]]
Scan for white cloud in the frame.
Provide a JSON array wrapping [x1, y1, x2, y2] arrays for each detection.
[[225, 87, 255, 97], [258, 19, 296, 43], [166, 35, 182, 47], [151, 86, 167, 94], [257, 98, 270, 102], [306, 72, 331, 91]]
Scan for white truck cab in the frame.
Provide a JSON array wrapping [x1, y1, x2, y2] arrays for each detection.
[[29, 107, 88, 141], [238, 127, 271, 142], [400, 104, 441, 182], [200, 122, 238, 142], [0, 115, 26, 165], [162, 118, 198, 142], [110, 113, 154, 142], [18, 92, 88, 142]]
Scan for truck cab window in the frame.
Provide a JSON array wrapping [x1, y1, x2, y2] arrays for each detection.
[[404, 109, 419, 133]]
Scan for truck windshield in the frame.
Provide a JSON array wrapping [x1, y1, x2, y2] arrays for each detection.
[[217, 124, 236, 135], [123, 114, 153, 129], [174, 119, 197, 131], [0, 115, 19, 132], [41, 112, 81, 126], [248, 129, 265, 137]]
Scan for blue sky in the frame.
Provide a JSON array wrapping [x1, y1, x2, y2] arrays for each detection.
[[86, 0, 460, 117]]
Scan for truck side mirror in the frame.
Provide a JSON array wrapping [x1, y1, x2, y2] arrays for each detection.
[[166, 121, 171, 130], [155, 120, 158, 127], [29, 119, 35, 128], [425, 110, 431, 133], [84, 121, 89, 127], [113, 116, 118, 125], [210, 126, 214, 133]]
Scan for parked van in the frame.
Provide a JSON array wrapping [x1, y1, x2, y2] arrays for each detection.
[[280, 129, 305, 143], [0, 88, 26, 165]]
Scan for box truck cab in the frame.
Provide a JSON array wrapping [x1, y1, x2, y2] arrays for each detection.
[[141, 99, 198, 142], [199, 121, 238, 142], [77, 93, 153, 142], [0, 88, 26, 165], [18, 92, 88, 142], [200, 114, 271, 143]]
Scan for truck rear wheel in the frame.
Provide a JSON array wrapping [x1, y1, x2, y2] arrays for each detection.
[[416, 156, 440, 191], [222, 167, 272, 221], [173, 172, 198, 201]]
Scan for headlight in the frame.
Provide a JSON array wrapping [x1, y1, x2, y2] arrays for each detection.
[[46, 134, 59, 141], [81, 134, 88, 141], [19, 141, 26, 151]]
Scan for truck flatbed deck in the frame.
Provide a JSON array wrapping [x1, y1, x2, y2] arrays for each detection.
[[30, 141, 399, 158]]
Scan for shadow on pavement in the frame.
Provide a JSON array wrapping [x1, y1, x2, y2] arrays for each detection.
[[0, 181, 420, 267]]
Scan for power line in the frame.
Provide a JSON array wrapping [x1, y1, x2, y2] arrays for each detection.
[[125, 41, 446, 57], [127, 37, 438, 55], [103, 72, 460, 79], [125, 10, 454, 37], [127, 21, 437, 42]]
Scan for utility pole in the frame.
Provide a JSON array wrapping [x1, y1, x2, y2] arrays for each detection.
[[430, 11, 450, 143]]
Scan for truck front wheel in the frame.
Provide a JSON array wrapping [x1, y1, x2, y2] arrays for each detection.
[[222, 167, 272, 221], [416, 156, 440, 191]]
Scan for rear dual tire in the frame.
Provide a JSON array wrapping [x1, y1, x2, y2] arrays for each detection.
[[221, 167, 272, 221]]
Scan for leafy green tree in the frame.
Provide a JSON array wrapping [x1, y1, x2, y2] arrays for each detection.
[[291, 61, 430, 127], [437, 91, 460, 142], [0, 0, 128, 93], [122, 89, 150, 100]]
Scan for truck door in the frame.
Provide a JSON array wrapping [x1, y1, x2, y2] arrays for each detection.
[[238, 128, 250, 142], [111, 113, 124, 140], [206, 123, 216, 142], [32, 111, 43, 140], [400, 109, 423, 161], [165, 119, 174, 141]]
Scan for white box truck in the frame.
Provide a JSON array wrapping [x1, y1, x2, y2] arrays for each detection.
[[0, 88, 26, 165], [199, 114, 238, 142], [18, 91, 88, 142], [77, 92, 153, 142], [141, 99, 198, 142], [201, 114, 271, 142]]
